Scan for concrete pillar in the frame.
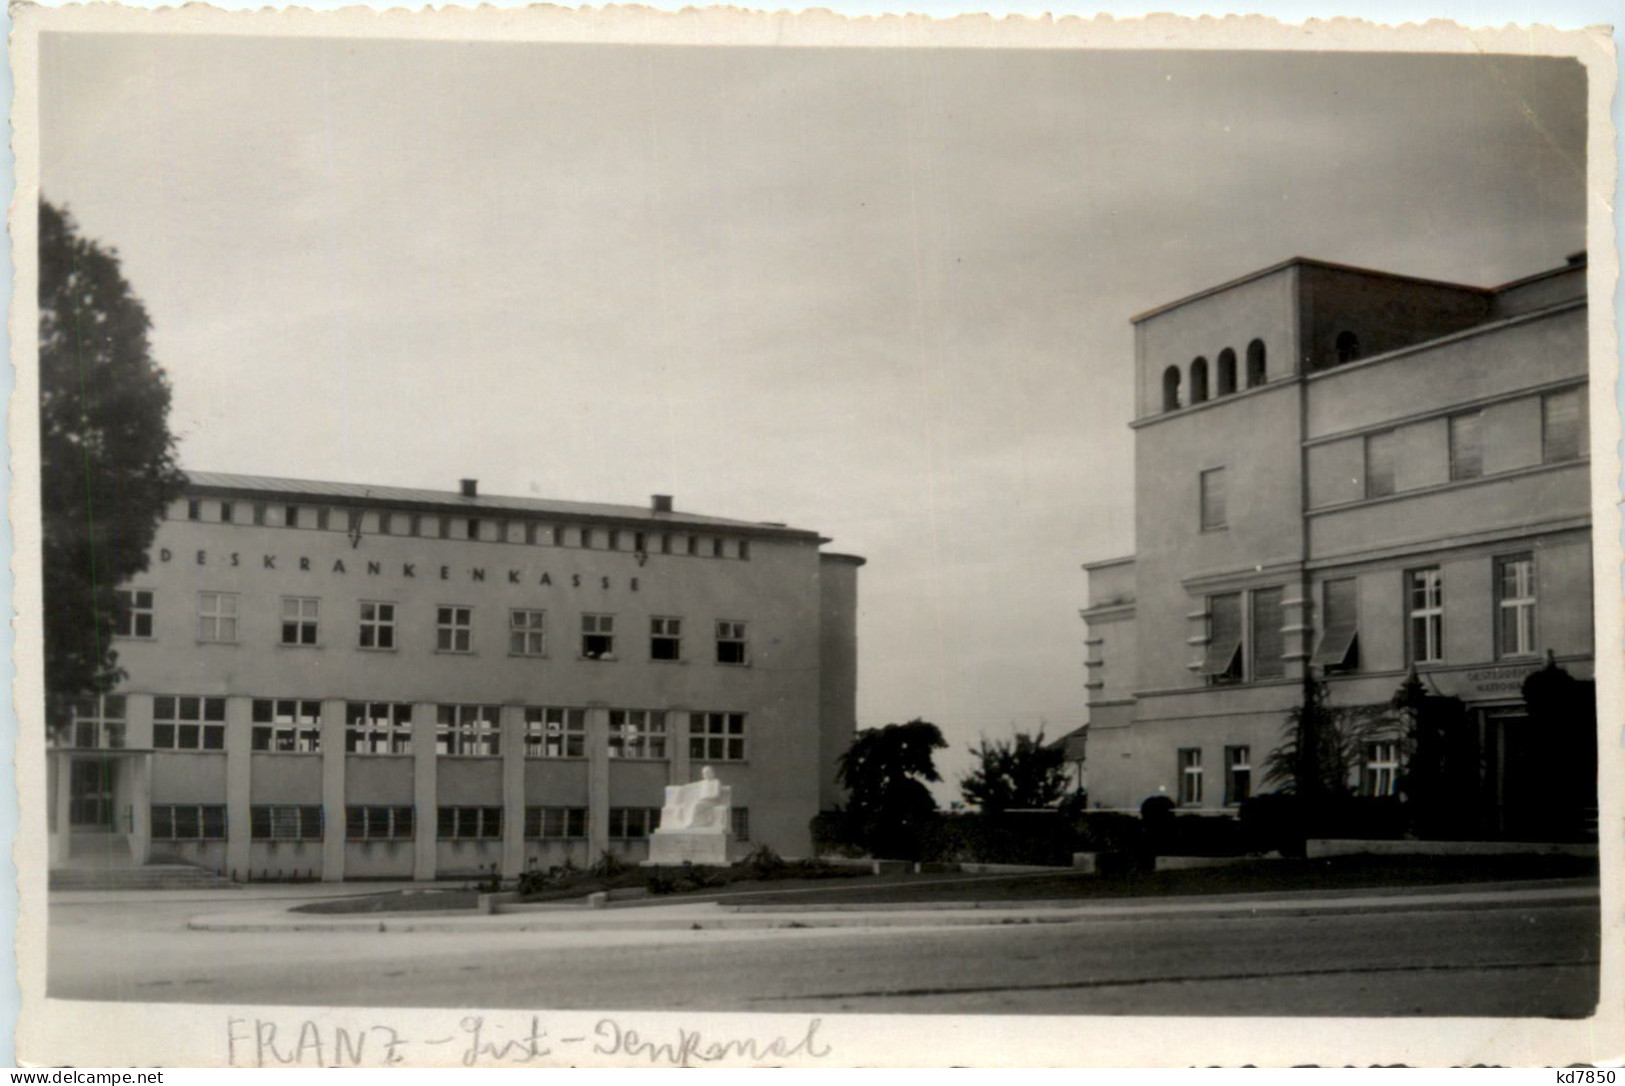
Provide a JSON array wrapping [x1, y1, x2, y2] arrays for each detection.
[[586, 705, 610, 858], [224, 696, 254, 880], [320, 699, 347, 882], [670, 708, 693, 787], [500, 705, 526, 878], [412, 701, 438, 881], [127, 754, 152, 866], [125, 693, 155, 751], [49, 754, 71, 867]]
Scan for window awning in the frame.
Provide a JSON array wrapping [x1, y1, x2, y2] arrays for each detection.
[[1202, 636, 1242, 677], [1312, 623, 1359, 669]]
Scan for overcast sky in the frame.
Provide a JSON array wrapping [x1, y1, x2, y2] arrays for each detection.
[[41, 34, 1587, 793]]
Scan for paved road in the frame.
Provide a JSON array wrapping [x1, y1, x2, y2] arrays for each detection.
[[49, 891, 1598, 1017]]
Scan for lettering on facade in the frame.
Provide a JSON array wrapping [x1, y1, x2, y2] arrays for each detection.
[[1460, 664, 1540, 697], [160, 548, 643, 591]]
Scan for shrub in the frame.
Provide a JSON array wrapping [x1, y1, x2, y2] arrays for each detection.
[[646, 873, 679, 895], [1239, 792, 1306, 857], [1070, 812, 1144, 855], [475, 864, 503, 894], [739, 844, 788, 880], [590, 849, 628, 879]]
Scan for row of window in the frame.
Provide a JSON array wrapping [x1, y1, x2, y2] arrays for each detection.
[[1204, 553, 1541, 684], [181, 499, 752, 561], [66, 696, 749, 761], [1175, 741, 1397, 807], [1195, 388, 1588, 531], [150, 804, 751, 841], [116, 592, 752, 666], [1365, 387, 1588, 499], [1160, 340, 1268, 412]]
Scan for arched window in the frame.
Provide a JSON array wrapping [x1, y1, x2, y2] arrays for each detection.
[[1246, 340, 1267, 387], [1190, 357, 1210, 404], [1162, 366, 1182, 412], [1336, 331, 1361, 365], [1216, 348, 1237, 396]]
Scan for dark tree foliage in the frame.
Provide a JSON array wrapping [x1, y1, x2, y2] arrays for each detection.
[[833, 719, 946, 860], [39, 200, 186, 732], [1263, 681, 1388, 799], [958, 730, 1070, 814]]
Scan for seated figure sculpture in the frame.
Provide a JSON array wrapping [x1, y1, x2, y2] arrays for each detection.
[[645, 766, 736, 866]]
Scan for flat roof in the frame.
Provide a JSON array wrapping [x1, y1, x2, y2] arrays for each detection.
[[183, 470, 823, 541], [1129, 254, 1581, 326]]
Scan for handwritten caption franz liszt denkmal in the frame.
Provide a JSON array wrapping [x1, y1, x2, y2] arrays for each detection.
[[226, 1015, 832, 1067]]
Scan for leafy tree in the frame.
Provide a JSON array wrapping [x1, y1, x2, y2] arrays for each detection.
[[833, 719, 946, 860], [959, 729, 1070, 814], [39, 200, 186, 733], [1263, 681, 1388, 799]]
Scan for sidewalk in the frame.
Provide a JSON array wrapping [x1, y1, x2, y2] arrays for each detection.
[[184, 878, 1598, 935]]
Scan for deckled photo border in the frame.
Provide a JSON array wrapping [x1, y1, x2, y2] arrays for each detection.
[[8, 4, 1620, 1066]]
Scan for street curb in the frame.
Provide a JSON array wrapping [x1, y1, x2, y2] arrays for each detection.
[[184, 886, 1597, 934]]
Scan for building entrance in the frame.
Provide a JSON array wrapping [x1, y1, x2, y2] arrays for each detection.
[[68, 758, 115, 830]]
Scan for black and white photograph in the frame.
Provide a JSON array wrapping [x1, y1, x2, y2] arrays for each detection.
[[12, 5, 1620, 1067]]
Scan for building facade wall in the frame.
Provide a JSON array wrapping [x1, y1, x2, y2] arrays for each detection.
[[53, 480, 860, 877]]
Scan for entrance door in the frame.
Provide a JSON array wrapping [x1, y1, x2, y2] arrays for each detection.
[[68, 758, 114, 829]]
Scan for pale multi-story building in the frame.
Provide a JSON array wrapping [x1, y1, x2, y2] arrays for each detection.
[[1082, 253, 1594, 835], [48, 472, 863, 880]]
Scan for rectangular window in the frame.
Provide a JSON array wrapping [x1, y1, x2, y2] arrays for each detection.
[[152, 695, 226, 751], [250, 805, 324, 841], [608, 529, 621, 550], [730, 808, 750, 841], [377, 511, 394, 536], [689, 712, 746, 762], [712, 537, 724, 558], [436, 806, 503, 840], [1449, 411, 1483, 482], [151, 804, 228, 841], [1407, 567, 1444, 665], [608, 709, 667, 760], [220, 501, 234, 524], [1250, 587, 1285, 680], [650, 617, 682, 661], [1542, 387, 1588, 463], [251, 698, 323, 753], [1365, 429, 1398, 498], [197, 592, 239, 643], [466, 517, 482, 541], [579, 528, 594, 549], [67, 695, 127, 750], [1202, 593, 1243, 685], [359, 601, 396, 650], [1224, 746, 1251, 806], [345, 805, 415, 840], [281, 596, 320, 646], [1364, 741, 1400, 797], [716, 621, 748, 665], [687, 535, 700, 556], [523, 707, 586, 758], [1495, 554, 1538, 659], [634, 531, 647, 553], [316, 507, 331, 531], [1312, 577, 1361, 672], [114, 589, 155, 639], [582, 614, 615, 660], [1199, 467, 1227, 531], [524, 806, 587, 840], [436, 606, 473, 653], [660, 533, 672, 555], [608, 807, 660, 840], [284, 505, 301, 529], [187, 499, 202, 521], [436, 704, 501, 756], [344, 701, 413, 755], [253, 503, 267, 526], [509, 609, 546, 656], [1178, 748, 1203, 806], [738, 539, 750, 561]]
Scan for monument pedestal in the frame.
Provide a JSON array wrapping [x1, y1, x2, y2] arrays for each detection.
[[644, 829, 742, 867], [640, 765, 742, 868]]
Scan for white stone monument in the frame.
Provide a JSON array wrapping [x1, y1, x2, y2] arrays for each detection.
[[644, 766, 739, 866]]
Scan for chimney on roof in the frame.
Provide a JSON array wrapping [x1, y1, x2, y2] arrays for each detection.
[[652, 494, 673, 513], [460, 479, 478, 498]]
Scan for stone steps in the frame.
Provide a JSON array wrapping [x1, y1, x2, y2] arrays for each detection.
[[50, 864, 238, 891]]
